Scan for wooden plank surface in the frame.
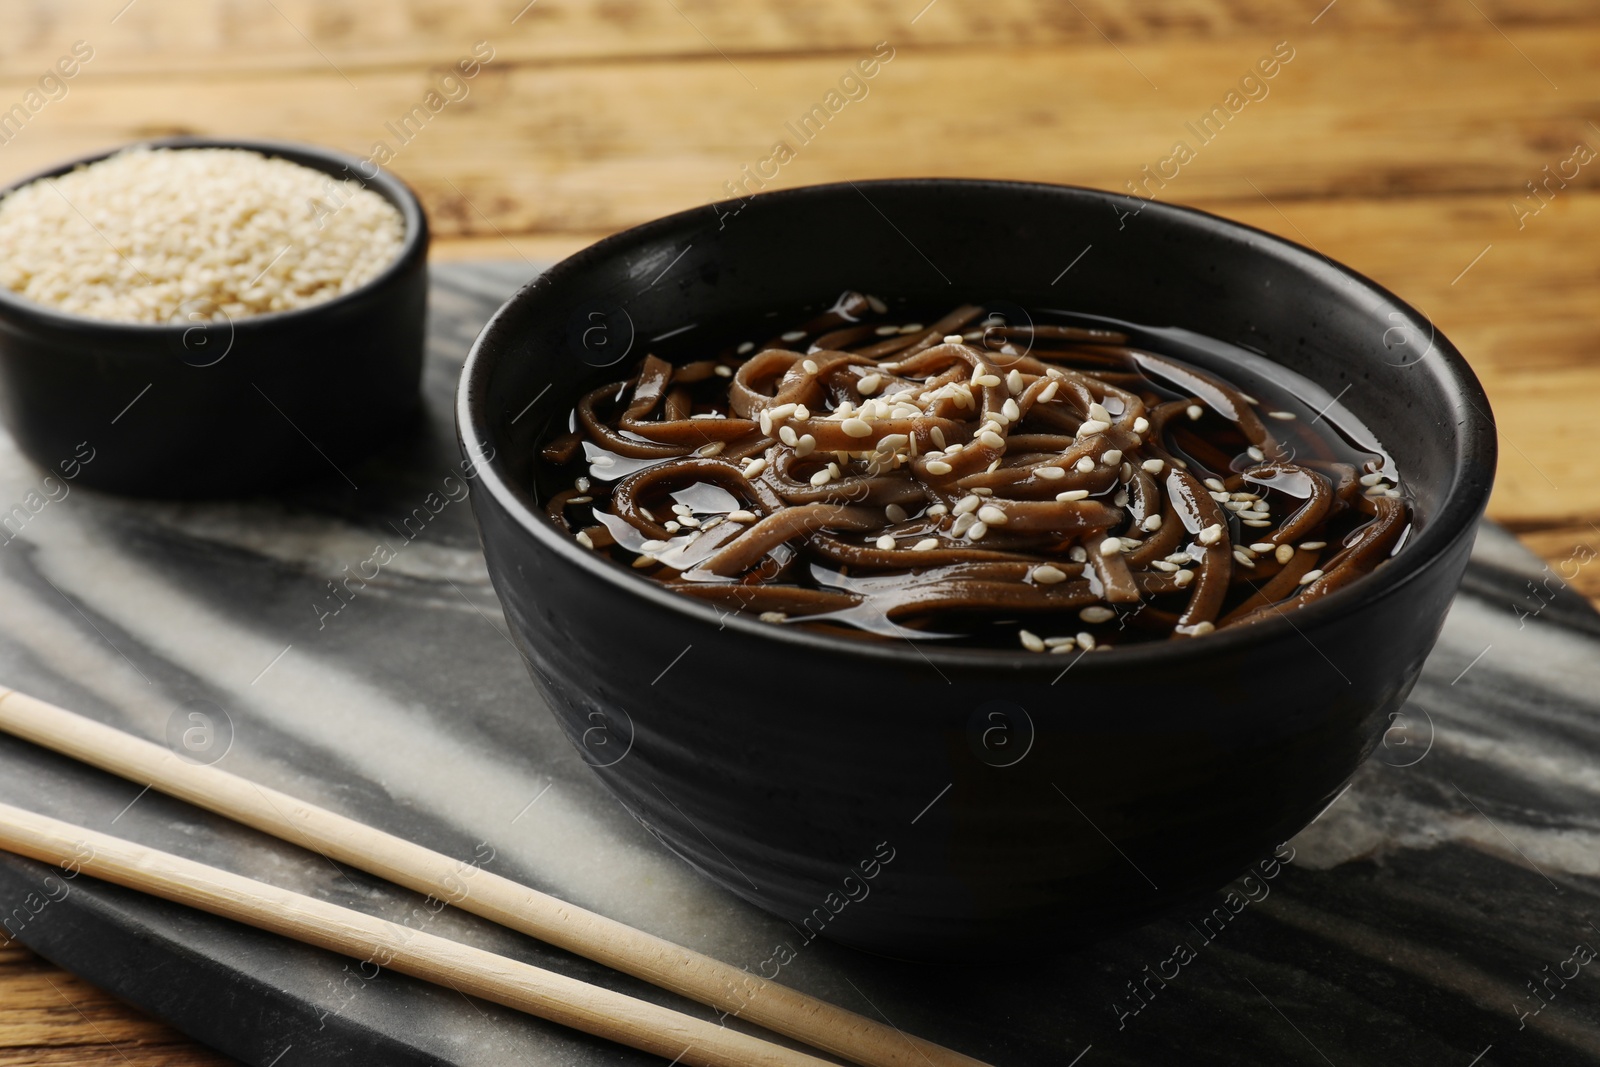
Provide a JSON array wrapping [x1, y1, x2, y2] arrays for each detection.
[[1, 1, 1597, 1061]]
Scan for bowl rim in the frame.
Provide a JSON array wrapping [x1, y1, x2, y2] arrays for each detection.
[[457, 177, 1497, 672], [0, 135, 427, 335]]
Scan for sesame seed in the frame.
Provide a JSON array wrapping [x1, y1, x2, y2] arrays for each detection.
[[714, 364, 733, 378], [975, 374, 1002, 388], [1113, 490, 1130, 507], [759, 611, 788, 623], [1078, 632, 1097, 650], [1358, 472, 1386, 486], [728, 510, 758, 523], [1080, 606, 1115, 624], [1075, 456, 1096, 473], [575, 476, 592, 491], [809, 470, 832, 486], [1142, 514, 1163, 532], [930, 425, 947, 449], [875, 533, 897, 550], [900, 323, 924, 334], [664, 521, 681, 532], [951, 512, 977, 537], [873, 324, 899, 336], [974, 429, 1003, 450], [978, 504, 1009, 525], [1036, 466, 1066, 480], [1033, 564, 1067, 584], [794, 404, 810, 420], [927, 503, 949, 516], [943, 333, 964, 344], [632, 555, 654, 568], [1088, 402, 1112, 423], [1152, 560, 1179, 572], [1077, 419, 1110, 436], [1069, 546, 1088, 562], [1275, 544, 1295, 564], [925, 459, 954, 475], [737, 341, 755, 354], [1217, 494, 1237, 505], [1248, 542, 1273, 553], [954, 495, 981, 515], [1268, 411, 1296, 421], [680, 516, 702, 528], [1057, 489, 1090, 502], [778, 426, 801, 448], [1038, 381, 1060, 403], [971, 486, 995, 496], [575, 531, 594, 548], [858, 373, 882, 395], [968, 520, 989, 540], [1298, 569, 1324, 585], [590, 455, 616, 468], [782, 331, 806, 342], [1252, 500, 1270, 513], [1141, 459, 1165, 474], [696, 441, 725, 457], [802, 358, 819, 374], [913, 538, 939, 551], [1187, 621, 1216, 636], [841, 417, 873, 438], [743, 457, 768, 477], [1247, 446, 1265, 462], [886, 503, 909, 522], [1099, 537, 1123, 556], [1300, 540, 1326, 550], [570, 495, 593, 504], [1102, 449, 1123, 466], [1002, 398, 1021, 421], [1233, 549, 1256, 568], [1241, 518, 1272, 528], [672, 503, 693, 515], [1133, 417, 1150, 434], [1019, 629, 1046, 653], [640, 538, 668, 552], [1204, 477, 1226, 492], [1198, 524, 1224, 546], [768, 402, 796, 423], [1174, 569, 1195, 587], [1187, 404, 1203, 420], [1006, 369, 1025, 393], [828, 461, 841, 476]]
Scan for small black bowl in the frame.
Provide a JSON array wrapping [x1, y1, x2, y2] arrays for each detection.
[[458, 179, 1496, 959], [0, 137, 428, 497]]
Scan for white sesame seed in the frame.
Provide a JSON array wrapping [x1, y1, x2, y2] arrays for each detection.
[[570, 495, 593, 504], [1006, 369, 1025, 393], [1141, 458, 1165, 474], [841, 417, 873, 438], [930, 425, 947, 449], [1248, 542, 1272, 553], [1019, 629, 1046, 653], [1033, 564, 1067, 584], [759, 611, 788, 622], [768, 402, 796, 423], [1113, 490, 1130, 507], [857, 373, 882, 395], [1036, 466, 1066, 480], [954, 495, 981, 515], [1142, 514, 1163, 532], [1247, 446, 1265, 462], [1133, 417, 1150, 434], [1275, 544, 1295, 564], [728, 510, 758, 523], [927, 503, 949, 516], [900, 323, 924, 334], [744, 457, 768, 477], [1187, 404, 1203, 420], [977, 429, 1005, 450], [1088, 403, 1112, 424], [640, 538, 668, 552], [1359, 472, 1386, 486], [1187, 621, 1216, 636], [1102, 449, 1123, 466], [1080, 606, 1115, 624], [1075, 456, 1096, 474], [591, 455, 616, 468], [1217, 494, 1237, 505], [1198, 523, 1224, 546], [801, 359, 819, 375], [951, 512, 977, 537], [1069, 546, 1088, 562], [971, 486, 994, 496], [1078, 632, 1097, 650], [975, 374, 1002, 388], [664, 521, 681, 532], [1002, 398, 1021, 421], [828, 461, 841, 476], [1300, 540, 1326, 550], [1099, 537, 1123, 556], [778, 426, 798, 446], [680, 516, 702, 528], [913, 538, 939, 551], [737, 341, 755, 354], [1252, 500, 1270, 513], [874, 324, 899, 336], [574, 531, 594, 548], [1268, 411, 1296, 421], [1057, 489, 1090, 502], [1077, 419, 1110, 437], [696, 441, 725, 456], [978, 504, 1009, 525], [875, 533, 897, 550], [925, 459, 954, 475], [782, 331, 806, 342], [1298, 569, 1324, 585], [714, 364, 733, 378], [575, 476, 592, 491], [1174, 569, 1195, 587], [943, 333, 964, 344], [1233, 549, 1256, 568], [1152, 560, 1179, 572], [1204, 478, 1226, 492], [809, 470, 832, 486], [968, 520, 989, 540], [1038, 381, 1060, 403]]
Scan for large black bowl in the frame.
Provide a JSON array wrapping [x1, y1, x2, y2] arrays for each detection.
[[0, 137, 428, 497], [457, 179, 1496, 959]]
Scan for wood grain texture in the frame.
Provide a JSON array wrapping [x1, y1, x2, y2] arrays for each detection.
[[0, 1, 1596, 1062]]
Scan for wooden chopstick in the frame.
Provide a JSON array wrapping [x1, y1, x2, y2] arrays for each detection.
[[0, 800, 841, 1067], [0, 688, 990, 1067]]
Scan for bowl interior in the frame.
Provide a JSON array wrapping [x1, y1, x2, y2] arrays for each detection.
[[460, 178, 1496, 666]]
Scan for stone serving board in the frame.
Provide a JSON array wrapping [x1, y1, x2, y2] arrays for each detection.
[[1, 262, 1597, 1066]]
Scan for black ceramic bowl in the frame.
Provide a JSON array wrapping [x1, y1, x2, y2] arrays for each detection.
[[0, 137, 428, 497], [458, 179, 1496, 959]]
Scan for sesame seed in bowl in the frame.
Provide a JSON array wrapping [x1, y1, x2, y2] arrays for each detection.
[[0, 137, 429, 497]]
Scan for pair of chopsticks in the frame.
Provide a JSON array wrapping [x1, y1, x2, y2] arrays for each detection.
[[0, 688, 990, 1067]]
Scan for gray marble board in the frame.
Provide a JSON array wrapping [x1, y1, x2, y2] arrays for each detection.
[[0, 262, 1597, 1066]]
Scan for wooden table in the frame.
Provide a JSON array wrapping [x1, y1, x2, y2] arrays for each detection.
[[1, 1, 1596, 1062]]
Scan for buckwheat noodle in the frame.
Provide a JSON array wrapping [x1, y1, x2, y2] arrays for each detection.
[[540, 293, 1409, 651]]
